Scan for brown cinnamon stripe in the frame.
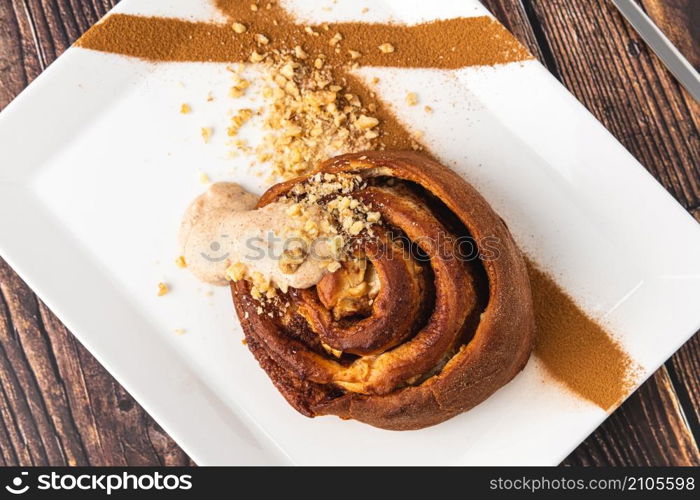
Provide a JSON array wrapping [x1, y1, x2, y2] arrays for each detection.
[[72, 0, 636, 410], [75, 14, 532, 68], [527, 260, 636, 410]]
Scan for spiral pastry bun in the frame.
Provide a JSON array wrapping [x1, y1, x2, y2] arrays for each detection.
[[232, 151, 534, 430]]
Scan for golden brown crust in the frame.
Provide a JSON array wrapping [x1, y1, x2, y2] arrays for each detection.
[[232, 151, 535, 430]]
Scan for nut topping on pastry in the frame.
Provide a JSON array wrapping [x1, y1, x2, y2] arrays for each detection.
[[226, 151, 535, 430]]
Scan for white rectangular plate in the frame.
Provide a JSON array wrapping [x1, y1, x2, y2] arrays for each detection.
[[1, 0, 699, 465]]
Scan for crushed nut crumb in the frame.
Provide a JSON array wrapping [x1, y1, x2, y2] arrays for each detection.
[[329, 32, 343, 46], [198, 171, 211, 184], [200, 127, 213, 143], [227, 51, 382, 179], [227, 108, 254, 136], [232, 22, 247, 33], [249, 50, 265, 63], [229, 75, 250, 98], [226, 262, 248, 282], [355, 114, 379, 129], [294, 45, 308, 59]]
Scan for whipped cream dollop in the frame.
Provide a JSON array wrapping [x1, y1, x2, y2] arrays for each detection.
[[178, 182, 336, 289]]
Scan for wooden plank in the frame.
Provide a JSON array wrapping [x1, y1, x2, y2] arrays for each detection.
[[0, 262, 88, 466], [641, 0, 700, 70], [0, 269, 60, 465], [563, 367, 700, 465], [0, 0, 43, 108], [0, 259, 193, 466], [33, 299, 120, 465], [641, 0, 700, 161], [525, 0, 699, 210], [480, 0, 544, 60], [668, 333, 700, 445], [641, 1, 700, 455]]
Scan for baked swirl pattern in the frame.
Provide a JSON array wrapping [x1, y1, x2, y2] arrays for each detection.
[[232, 152, 535, 430]]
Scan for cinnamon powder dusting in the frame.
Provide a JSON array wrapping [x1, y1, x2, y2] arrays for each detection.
[[527, 260, 636, 410], [77, 7, 531, 68], [75, 0, 637, 410]]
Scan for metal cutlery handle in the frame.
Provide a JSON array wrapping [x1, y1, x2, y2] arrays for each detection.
[[611, 0, 700, 103]]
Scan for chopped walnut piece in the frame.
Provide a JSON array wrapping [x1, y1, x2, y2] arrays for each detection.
[[366, 211, 381, 223], [329, 32, 343, 46], [198, 171, 211, 184], [378, 43, 395, 53], [227, 108, 254, 136], [226, 262, 247, 282], [175, 256, 187, 268], [230, 52, 381, 180], [200, 127, 213, 143], [229, 75, 250, 98], [294, 45, 308, 59], [255, 34, 270, 45], [355, 115, 379, 129], [249, 51, 265, 63], [157, 282, 169, 296], [232, 22, 247, 33], [348, 220, 365, 235], [279, 62, 297, 78], [251, 271, 272, 294], [286, 203, 303, 216], [280, 246, 307, 274]]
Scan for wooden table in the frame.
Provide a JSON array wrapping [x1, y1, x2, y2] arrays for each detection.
[[0, 0, 698, 466]]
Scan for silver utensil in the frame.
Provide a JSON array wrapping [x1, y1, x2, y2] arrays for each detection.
[[611, 0, 700, 103]]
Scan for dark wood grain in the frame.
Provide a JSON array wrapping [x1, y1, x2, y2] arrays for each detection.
[[523, 0, 699, 210], [563, 367, 699, 466], [0, 0, 698, 466], [0, 260, 193, 466], [641, 0, 700, 70]]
